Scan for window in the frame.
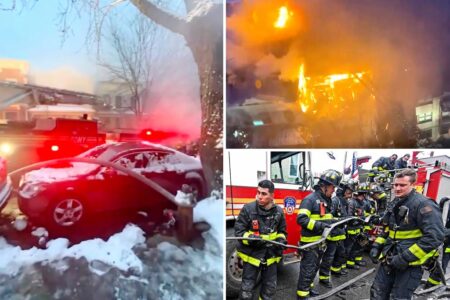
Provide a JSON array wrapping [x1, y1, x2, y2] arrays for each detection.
[[270, 152, 303, 184], [115, 95, 122, 108], [417, 112, 432, 124], [289, 155, 298, 177]]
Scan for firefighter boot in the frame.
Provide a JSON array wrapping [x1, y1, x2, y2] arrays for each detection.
[[310, 289, 320, 296], [355, 257, 367, 267], [319, 279, 333, 288]]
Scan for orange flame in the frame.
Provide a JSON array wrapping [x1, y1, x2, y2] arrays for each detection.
[[274, 6, 289, 28], [297, 63, 309, 112]]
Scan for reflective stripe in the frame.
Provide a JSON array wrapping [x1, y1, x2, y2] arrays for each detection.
[[237, 251, 261, 267], [331, 266, 341, 272], [389, 229, 423, 239], [446, 247, 450, 253], [260, 232, 277, 241], [375, 237, 386, 244], [363, 226, 372, 231], [301, 235, 322, 242], [409, 250, 438, 266], [355, 257, 362, 261], [379, 192, 386, 198], [319, 275, 330, 280], [276, 233, 286, 239], [364, 212, 371, 217], [307, 219, 316, 230], [267, 256, 282, 266], [427, 277, 441, 285], [341, 264, 347, 269], [311, 213, 333, 220], [327, 234, 345, 241], [297, 290, 310, 297], [347, 260, 355, 265], [299, 209, 311, 217], [243, 231, 252, 246], [348, 229, 361, 235], [409, 244, 427, 260]]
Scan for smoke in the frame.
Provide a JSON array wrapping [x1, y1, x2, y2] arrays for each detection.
[[30, 67, 95, 93], [227, 0, 450, 110], [140, 46, 201, 140]]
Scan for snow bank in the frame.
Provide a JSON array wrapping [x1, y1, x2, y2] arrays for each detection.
[[0, 224, 145, 276], [194, 196, 224, 249]]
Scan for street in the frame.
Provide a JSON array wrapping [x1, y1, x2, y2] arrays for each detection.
[[228, 253, 450, 299]]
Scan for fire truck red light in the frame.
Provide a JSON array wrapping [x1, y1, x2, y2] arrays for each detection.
[[146, 131, 152, 136], [51, 145, 59, 152]]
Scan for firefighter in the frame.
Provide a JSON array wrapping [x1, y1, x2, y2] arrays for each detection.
[[394, 153, 410, 170], [328, 179, 357, 277], [370, 184, 388, 213], [424, 196, 450, 288], [345, 182, 369, 269], [368, 154, 397, 182], [234, 179, 287, 300], [296, 169, 342, 299], [369, 169, 445, 300]]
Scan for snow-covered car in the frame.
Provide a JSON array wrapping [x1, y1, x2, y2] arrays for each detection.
[[17, 141, 206, 229], [0, 156, 13, 212]]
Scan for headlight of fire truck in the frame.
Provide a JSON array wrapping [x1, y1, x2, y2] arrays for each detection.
[[0, 143, 14, 157]]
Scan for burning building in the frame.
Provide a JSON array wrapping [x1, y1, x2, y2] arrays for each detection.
[[226, 0, 450, 148]]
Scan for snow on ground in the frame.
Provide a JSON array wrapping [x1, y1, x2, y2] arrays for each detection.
[[0, 224, 145, 276], [0, 197, 223, 299]]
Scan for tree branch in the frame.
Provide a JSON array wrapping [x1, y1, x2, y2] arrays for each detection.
[[129, 0, 187, 36]]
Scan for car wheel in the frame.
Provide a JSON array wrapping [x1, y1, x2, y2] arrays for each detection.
[[51, 197, 84, 227]]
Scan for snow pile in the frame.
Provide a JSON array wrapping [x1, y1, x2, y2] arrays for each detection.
[[0, 197, 223, 299], [0, 224, 145, 276]]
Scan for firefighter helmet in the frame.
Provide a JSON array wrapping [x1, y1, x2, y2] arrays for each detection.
[[319, 169, 343, 187], [340, 179, 357, 192], [370, 184, 384, 194], [356, 182, 370, 193]]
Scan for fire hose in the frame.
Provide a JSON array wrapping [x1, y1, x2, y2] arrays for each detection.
[[227, 216, 362, 251]]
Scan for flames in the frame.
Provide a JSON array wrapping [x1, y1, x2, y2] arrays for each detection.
[[274, 6, 290, 28], [297, 64, 367, 113]]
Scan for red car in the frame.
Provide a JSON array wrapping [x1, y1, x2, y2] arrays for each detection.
[[17, 141, 206, 229]]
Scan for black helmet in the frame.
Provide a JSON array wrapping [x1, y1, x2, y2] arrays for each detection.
[[319, 169, 343, 187], [370, 184, 384, 194], [340, 179, 357, 192], [356, 182, 370, 193]]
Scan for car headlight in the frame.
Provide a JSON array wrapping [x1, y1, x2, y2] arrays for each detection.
[[0, 143, 14, 156], [19, 183, 48, 199]]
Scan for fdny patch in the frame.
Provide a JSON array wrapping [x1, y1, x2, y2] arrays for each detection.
[[284, 196, 296, 215], [420, 206, 433, 215]]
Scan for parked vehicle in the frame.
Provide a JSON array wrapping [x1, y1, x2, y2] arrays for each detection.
[[17, 141, 206, 229], [0, 156, 12, 212]]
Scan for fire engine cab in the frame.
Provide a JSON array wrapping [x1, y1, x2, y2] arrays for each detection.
[[0, 118, 106, 170]]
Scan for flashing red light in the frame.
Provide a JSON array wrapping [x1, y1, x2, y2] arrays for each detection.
[[145, 130, 152, 136], [51, 145, 59, 152]]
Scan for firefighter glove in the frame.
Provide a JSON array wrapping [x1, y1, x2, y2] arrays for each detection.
[[248, 234, 265, 247], [275, 237, 288, 250], [369, 247, 380, 264], [317, 222, 331, 231], [390, 254, 409, 270]]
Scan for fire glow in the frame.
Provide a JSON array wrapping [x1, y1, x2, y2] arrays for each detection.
[[297, 64, 367, 113], [274, 6, 290, 28]]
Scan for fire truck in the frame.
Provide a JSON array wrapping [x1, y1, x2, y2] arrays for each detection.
[[225, 150, 450, 297], [0, 156, 12, 211], [0, 118, 106, 171]]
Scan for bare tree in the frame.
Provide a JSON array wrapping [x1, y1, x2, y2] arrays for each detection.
[[12, 0, 223, 192], [98, 14, 165, 116]]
